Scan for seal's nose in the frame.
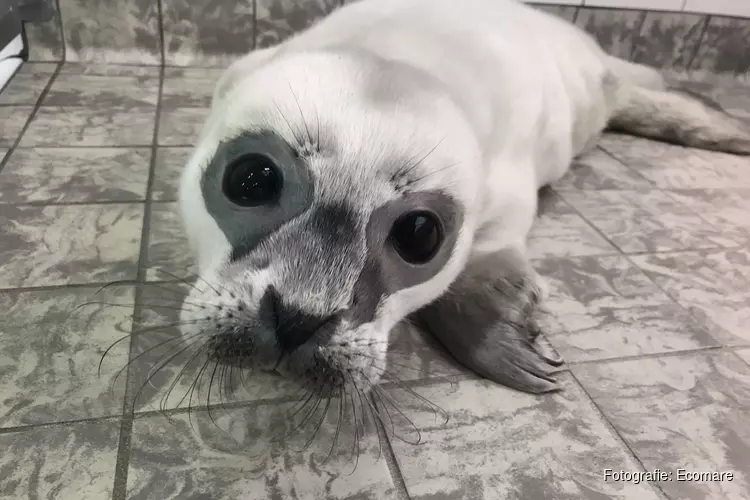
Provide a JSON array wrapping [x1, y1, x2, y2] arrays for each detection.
[[260, 287, 335, 352]]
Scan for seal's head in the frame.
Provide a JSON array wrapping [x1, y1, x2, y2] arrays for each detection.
[[177, 49, 481, 394]]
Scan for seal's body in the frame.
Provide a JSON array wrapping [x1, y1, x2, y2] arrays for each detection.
[[178, 0, 750, 395]]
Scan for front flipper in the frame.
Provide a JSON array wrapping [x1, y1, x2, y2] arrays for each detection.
[[415, 249, 564, 394]]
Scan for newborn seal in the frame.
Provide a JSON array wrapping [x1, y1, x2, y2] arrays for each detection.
[[177, 0, 750, 395]]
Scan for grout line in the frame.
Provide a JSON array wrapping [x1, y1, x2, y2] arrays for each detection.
[[0, 62, 62, 177], [0, 199, 177, 208], [568, 372, 672, 500], [549, 185, 746, 364], [110, 63, 166, 500], [564, 344, 746, 367], [377, 415, 412, 500], [0, 279, 183, 294], [628, 9, 650, 62], [252, 0, 258, 51], [0, 415, 123, 436], [687, 14, 712, 71], [54, 0, 66, 62], [156, 0, 166, 67]]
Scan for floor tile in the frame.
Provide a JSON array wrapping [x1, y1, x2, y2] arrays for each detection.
[[388, 375, 661, 500], [43, 72, 160, 107], [0, 421, 120, 499], [158, 107, 211, 146], [19, 106, 157, 147], [162, 0, 254, 66], [256, 0, 340, 48], [630, 248, 750, 304], [527, 190, 618, 259], [736, 349, 750, 366], [58, 0, 161, 65], [57, 64, 160, 78], [127, 406, 398, 499], [152, 147, 192, 201], [555, 147, 652, 191], [0, 63, 57, 105], [573, 352, 750, 500], [0, 204, 143, 289], [598, 134, 750, 189], [162, 67, 225, 108], [0, 148, 151, 204], [683, 296, 750, 345], [535, 255, 720, 362], [0, 106, 33, 147], [146, 202, 197, 281], [0, 286, 133, 427], [560, 188, 741, 253]]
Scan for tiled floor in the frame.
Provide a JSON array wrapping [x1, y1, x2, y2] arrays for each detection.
[[1, 62, 749, 500]]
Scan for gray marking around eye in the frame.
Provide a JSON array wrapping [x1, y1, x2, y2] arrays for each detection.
[[348, 190, 464, 326], [200, 131, 315, 261]]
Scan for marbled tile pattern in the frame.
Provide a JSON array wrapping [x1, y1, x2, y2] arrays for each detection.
[[255, 0, 341, 48], [161, 0, 254, 67], [0, 105, 34, 147], [632, 12, 708, 71], [152, 147, 192, 201], [0, 421, 121, 498], [0, 148, 151, 203], [389, 375, 662, 500], [20, 107, 157, 147], [157, 107, 211, 146], [0, 286, 133, 427], [575, 7, 647, 60], [691, 16, 750, 75], [574, 352, 750, 500], [0, 63, 57, 105], [2, 60, 750, 499], [57, 0, 161, 64], [127, 407, 398, 499], [0, 204, 143, 289], [25, 13, 65, 62]]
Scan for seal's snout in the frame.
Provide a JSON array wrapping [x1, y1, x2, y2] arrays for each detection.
[[260, 286, 338, 352]]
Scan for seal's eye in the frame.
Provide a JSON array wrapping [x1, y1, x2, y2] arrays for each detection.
[[223, 154, 282, 207], [390, 210, 442, 264]]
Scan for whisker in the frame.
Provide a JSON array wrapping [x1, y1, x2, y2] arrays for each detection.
[[287, 83, 314, 147], [272, 99, 305, 148], [372, 385, 423, 446], [130, 337, 206, 414], [160, 344, 209, 415]]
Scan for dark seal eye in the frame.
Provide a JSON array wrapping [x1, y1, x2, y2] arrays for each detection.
[[390, 210, 443, 264], [223, 154, 282, 207]]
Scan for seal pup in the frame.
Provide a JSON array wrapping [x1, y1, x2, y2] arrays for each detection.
[[177, 0, 750, 396]]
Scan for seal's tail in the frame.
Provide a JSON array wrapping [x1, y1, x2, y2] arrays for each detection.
[[606, 58, 750, 156]]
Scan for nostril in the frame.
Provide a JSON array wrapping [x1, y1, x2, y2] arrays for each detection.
[[260, 286, 336, 352]]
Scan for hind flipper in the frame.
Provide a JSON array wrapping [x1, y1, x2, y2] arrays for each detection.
[[607, 78, 750, 156]]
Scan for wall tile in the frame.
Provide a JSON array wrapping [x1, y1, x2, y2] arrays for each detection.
[[24, 12, 64, 61], [691, 16, 750, 74], [58, 0, 161, 64], [575, 7, 647, 59], [632, 11, 708, 71], [161, 0, 254, 67], [255, 0, 341, 49]]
